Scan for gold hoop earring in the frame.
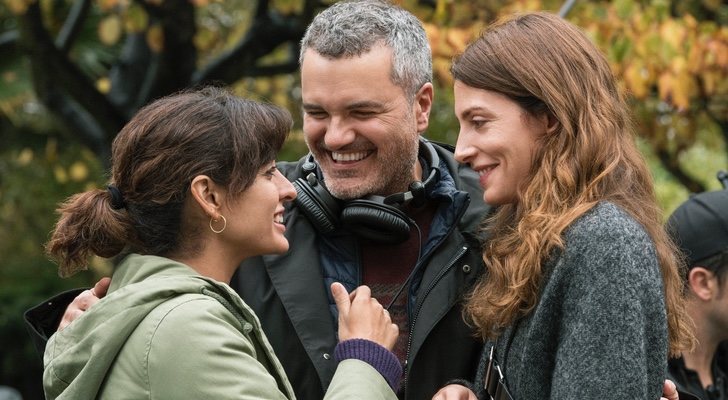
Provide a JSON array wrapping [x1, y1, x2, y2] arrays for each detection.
[[209, 215, 227, 234]]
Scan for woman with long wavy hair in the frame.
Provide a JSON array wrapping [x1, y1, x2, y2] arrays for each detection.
[[435, 12, 693, 400]]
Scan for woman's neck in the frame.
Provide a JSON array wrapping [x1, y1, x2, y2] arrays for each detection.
[[171, 245, 243, 283]]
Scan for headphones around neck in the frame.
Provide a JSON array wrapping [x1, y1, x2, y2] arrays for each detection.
[[293, 138, 441, 244]]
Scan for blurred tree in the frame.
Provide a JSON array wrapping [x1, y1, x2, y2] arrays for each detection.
[[2, 0, 319, 164], [413, 0, 728, 208]]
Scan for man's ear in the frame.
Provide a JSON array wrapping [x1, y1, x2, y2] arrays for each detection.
[[687, 266, 717, 301], [190, 175, 224, 218], [414, 82, 434, 134]]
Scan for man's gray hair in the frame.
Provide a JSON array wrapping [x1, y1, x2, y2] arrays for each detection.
[[300, 0, 433, 100]]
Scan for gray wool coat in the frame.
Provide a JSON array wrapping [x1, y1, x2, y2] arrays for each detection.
[[475, 202, 668, 400]]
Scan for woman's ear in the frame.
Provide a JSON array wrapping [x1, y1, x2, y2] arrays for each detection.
[[545, 112, 559, 134], [534, 112, 559, 137], [190, 175, 224, 218]]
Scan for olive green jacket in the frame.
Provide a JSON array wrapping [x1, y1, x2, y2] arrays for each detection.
[[43, 254, 396, 399]]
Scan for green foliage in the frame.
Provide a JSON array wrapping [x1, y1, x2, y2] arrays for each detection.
[[0, 137, 103, 396]]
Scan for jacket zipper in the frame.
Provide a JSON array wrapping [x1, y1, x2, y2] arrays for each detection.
[[402, 244, 468, 397]]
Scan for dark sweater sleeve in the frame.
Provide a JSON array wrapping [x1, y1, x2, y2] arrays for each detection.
[[334, 339, 403, 391], [24, 288, 85, 359], [546, 205, 667, 399]]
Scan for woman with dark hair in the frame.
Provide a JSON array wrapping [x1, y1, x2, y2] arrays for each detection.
[[434, 12, 693, 400], [42, 87, 400, 399]]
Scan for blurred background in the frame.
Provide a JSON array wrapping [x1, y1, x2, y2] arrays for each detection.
[[0, 0, 726, 398]]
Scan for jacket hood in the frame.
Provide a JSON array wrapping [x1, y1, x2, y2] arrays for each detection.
[[43, 254, 231, 399]]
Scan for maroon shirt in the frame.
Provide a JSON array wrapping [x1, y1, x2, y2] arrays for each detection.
[[360, 201, 438, 364]]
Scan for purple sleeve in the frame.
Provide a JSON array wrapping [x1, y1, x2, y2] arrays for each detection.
[[334, 338, 403, 391]]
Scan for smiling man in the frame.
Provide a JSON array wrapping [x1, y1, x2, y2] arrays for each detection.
[[233, 1, 490, 399]]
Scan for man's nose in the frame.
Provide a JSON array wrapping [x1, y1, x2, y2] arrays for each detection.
[[324, 116, 356, 149]]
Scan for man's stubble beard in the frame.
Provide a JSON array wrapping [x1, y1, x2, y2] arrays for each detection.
[[313, 137, 419, 201]]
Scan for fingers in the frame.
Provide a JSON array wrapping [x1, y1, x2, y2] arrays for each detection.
[[331, 282, 351, 316], [350, 285, 372, 303], [335, 284, 399, 349], [431, 384, 478, 400], [58, 280, 109, 331], [661, 379, 678, 400]]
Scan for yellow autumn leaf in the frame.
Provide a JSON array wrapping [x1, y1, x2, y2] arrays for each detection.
[[423, 23, 442, 58], [254, 79, 272, 94], [701, 70, 719, 96], [125, 4, 149, 33], [194, 29, 218, 52], [5, 0, 29, 14], [671, 71, 695, 111], [657, 71, 673, 101], [69, 162, 89, 182], [98, 0, 121, 12], [659, 20, 685, 52], [670, 56, 688, 74], [445, 28, 470, 56], [687, 41, 704, 73], [96, 77, 111, 94], [433, 58, 452, 87], [146, 25, 164, 53], [683, 14, 698, 30], [45, 138, 58, 162], [623, 62, 649, 99], [54, 166, 69, 184], [99, 15, 123, 45], [16, 148, 33, 166], [708, 40, 728, 67]]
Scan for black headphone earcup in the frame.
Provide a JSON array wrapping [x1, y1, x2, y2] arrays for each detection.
[[341, 200, 411, 244], [293, 178, 341, 234]]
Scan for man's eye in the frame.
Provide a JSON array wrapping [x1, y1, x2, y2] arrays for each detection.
[[353, 111, 376, 118]]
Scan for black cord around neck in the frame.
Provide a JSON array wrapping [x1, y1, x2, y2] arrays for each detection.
[[385, 219, 423, 311]]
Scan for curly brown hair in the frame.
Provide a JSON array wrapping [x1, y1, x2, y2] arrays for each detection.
[[451, 12, 693, 356]]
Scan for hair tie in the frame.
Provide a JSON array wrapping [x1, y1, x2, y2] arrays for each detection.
[[107, 185, 126, 210]]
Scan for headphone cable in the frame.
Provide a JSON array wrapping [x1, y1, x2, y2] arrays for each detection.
[[385, 219, 423, 311]]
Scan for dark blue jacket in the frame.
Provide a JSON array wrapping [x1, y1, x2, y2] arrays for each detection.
[[233, 142, 490, 400]]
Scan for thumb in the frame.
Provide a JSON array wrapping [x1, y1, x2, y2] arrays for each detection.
[[92, 277, 112, 298], [331, 282, 351, 316]]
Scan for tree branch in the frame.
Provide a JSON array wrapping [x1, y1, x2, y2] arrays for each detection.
[[0, 30, 19, 53], [55, 0, 92, 53], [40, 89, 112, 165], [18, 1, 126, 153], [107, 33, 154, 118], [193, 8, 306, 84], [238, 61, 300, 77], [136, 0, 197, 101], [656, 148, 706, 193]]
